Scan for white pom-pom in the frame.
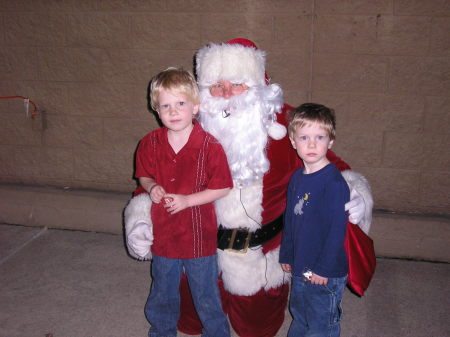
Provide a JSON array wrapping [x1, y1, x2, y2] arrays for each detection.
[[267, 121, 287, 140]]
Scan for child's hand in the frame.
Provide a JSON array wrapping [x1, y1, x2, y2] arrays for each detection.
[[310, 273, 328, 285], [163, 194, 189, 214], [281, 264, 292, 273], [149, 184, 165, 203]]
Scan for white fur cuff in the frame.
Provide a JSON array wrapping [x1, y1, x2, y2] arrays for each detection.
[[124, 193, 153, 260]]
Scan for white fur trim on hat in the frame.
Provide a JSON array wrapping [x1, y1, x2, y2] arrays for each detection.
[[196, 43, 266, 88]]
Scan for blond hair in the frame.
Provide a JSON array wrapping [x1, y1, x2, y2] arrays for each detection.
[[150, 67, 200, 111]]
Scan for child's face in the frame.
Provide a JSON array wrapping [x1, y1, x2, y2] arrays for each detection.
[[289, 121, 334, 170], [157, 89, 199, 133]]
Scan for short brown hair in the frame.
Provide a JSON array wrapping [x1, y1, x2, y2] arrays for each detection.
[[150, 67, 200, 111], [288, 103, 336, 140]]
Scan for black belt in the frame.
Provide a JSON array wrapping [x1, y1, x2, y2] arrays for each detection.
[[217, 215, 284, 253]]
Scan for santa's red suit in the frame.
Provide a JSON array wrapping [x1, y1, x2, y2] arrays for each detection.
[[125, 39, 373, 337]]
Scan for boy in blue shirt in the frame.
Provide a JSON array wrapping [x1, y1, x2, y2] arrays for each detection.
[[279, 103, 350, 337]]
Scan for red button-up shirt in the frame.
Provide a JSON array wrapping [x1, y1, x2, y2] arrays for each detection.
[[135, 120, 233, 259]]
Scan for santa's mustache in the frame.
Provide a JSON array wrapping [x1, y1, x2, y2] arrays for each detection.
[[199, 87, 261, 120]]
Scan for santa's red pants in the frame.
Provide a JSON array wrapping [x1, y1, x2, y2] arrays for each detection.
[[177, 273, 289, 337]]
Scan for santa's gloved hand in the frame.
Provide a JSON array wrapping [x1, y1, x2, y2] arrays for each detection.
[[127, 222, 153, 258], [345, 188, 365, 224]]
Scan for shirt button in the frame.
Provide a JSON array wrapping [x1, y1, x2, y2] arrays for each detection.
[[170, 178, 175, 182], [173, 159, 176, 163]]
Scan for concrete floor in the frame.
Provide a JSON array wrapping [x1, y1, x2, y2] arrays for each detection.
[[0, 223, 448, 337]]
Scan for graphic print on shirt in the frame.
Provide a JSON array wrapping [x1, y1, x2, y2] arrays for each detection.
[[294, 192, 310, 215]]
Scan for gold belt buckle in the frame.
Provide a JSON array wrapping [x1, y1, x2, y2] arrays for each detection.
[[226, 227, 251, 254]]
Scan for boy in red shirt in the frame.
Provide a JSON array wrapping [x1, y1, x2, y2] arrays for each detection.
[[135, 67, 232, 337]]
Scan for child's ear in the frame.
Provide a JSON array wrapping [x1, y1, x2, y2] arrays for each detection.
[[193, 104, 200, 115], [289, 137, 296, 149], [328, 139, 334, 149]]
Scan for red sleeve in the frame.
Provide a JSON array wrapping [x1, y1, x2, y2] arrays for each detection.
[[135, 133, 156, 179], [132, 133, 155, 197]]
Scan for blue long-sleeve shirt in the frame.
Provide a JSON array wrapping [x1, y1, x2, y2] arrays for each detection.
[[279, 163, 350, 278]]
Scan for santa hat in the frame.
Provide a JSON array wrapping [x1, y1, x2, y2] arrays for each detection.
[[196, 38, 267, 88]]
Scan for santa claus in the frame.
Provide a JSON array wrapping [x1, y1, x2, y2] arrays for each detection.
[[125, 38, 373, 337]]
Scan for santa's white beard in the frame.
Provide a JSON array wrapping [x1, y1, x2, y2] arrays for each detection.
[[199, 85, 282, 187]]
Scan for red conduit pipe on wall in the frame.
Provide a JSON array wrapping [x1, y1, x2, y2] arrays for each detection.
[[0, 96, 39, 118]]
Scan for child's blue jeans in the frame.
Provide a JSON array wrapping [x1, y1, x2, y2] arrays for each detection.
[[288, 274, 347, 337], [145, 254, 230, 337]]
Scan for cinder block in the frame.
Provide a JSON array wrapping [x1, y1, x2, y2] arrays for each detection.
[[333, 129, 384, 167], [311, 91, 351, 114], [420, 134, 449, 171], [382, 131, 424, 169], [0, 145, 42, 179], [68, 48, 110, 82], [282, 90, 310, 109], [103, 118, 156, 153], [42, 115, 104, 149], [4, 12, 66, 47], [245, 0, 312, 13], [39, 147, 74, 181], [0, 113, 42, 146], [329, 93, 425, 133], [168, 0, 310, 13], [316, 0, 393, 14], [273, 14, 311, 50], [66, 13, 132, 48], [160, 14, 202, 49], [67, 82, 142, 117], [314, 15, 378, 54], [394, 0, 450, 16], [167, 0, 237, 13], [420, 172, 450, 210], [347, 93, 389, 130], [424, 96, 450, 134], [1, 47, 39, 81], [364, 168, 421, 212], [37, 48, 79, 82], [381, 95, 425, 131], [371, 212, 449, 262], [131, 14, 165, 49], [430, 17, 450, 55], [98, 48, 155, 85], [269, 49, 310, 91], [389, 56, 450, 95], [201, 14, 270, 45], [131, 13, 201, 50], [157, 49, 200, 75], [118, 0, 165, 12], [25, 81, 70, 117], [72, 148, 134, 184], [313, 54, 389, 93], [373, 16, 431, 56]]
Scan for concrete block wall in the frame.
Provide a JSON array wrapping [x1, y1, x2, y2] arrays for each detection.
[[0, 0, 449, 217]]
